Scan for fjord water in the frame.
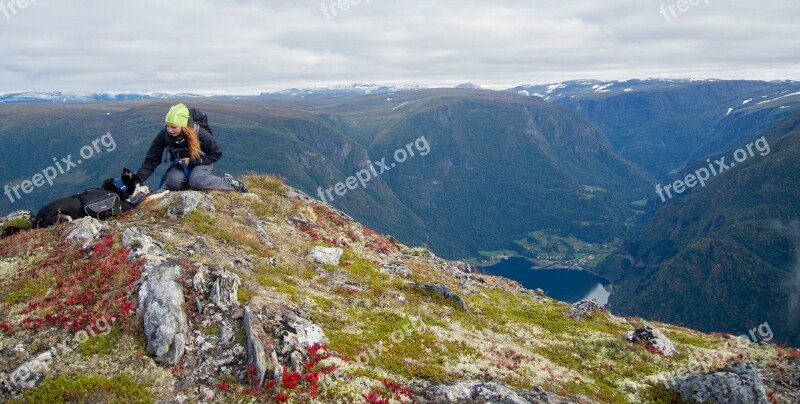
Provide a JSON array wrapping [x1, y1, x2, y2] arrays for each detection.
[[478, 257, 611, 305]]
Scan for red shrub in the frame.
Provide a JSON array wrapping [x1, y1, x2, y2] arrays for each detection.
[[8, 233, 143, 334]]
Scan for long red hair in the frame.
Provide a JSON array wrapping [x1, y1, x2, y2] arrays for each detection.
[[181, 126, 201, 159]]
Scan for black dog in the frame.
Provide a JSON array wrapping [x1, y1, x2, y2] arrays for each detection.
[[2, 168, 148, 237]]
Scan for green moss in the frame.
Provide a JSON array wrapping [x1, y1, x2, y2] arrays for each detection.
[[325, 310, 453, 381], [457, 287, 577, 335], [15, 374, 153, 403], [255, 271, 300, 300], [418, 314, 449, 329], [247, 175, 286, 196], [185, 210, 233, 242], [639, 384, 687, 403], [344, 367, 385, 381], [310, 295, 336, 312], [235, 325, 247, 346], [256, 272, 279, 288], [339, 250, 396, 288], [6, 275, 55, 305], [77, 325, 122, 356], [535, 337, 668, 403], [237, 288, 251, 305], [2, 218, 30, 229], [248, 201, 273, 218], [579, 315, 631, 336], [662, 327, 722, 349], [200, 322, 222, 336], [563, 380, 628, 404], [316, 379, 365, 403]]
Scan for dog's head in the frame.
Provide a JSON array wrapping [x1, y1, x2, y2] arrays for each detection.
[[104, 168, 149, 201]]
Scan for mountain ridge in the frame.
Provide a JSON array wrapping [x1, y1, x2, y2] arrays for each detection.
[[1, 177, 798, 403], [595, 109, 800, 348]]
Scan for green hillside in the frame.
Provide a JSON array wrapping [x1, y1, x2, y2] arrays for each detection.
[[595, 110, 800, 346], [1, 176, 798, 403]]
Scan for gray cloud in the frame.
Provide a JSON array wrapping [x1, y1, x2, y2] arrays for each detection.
[[0, 0, 797, 93]]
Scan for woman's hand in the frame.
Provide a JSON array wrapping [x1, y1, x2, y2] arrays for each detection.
[[178, 158, 190, 166]]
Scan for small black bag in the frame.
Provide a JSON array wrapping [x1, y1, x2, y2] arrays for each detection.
[[77, 189, 122, 220]]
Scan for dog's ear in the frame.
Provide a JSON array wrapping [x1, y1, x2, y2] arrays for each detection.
[[122, 167, 133, 178]]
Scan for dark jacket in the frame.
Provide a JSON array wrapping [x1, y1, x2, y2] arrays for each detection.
[[136, 126, 222, 182]]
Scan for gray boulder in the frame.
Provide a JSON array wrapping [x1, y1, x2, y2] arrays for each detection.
[[248, 214, 273, 248], [163, 191, 215, 219], [673, 361, 768, 404], [382, 262, 412, 278], [123, 228, 188, 366], [208, 268, 242, 311], [308, 246, 343, 266], [422, 381, 576, 404], [567, 300, 604, 320], [122, 228, 168, 262], [138, 258, 188, 365], [418, 283, 468, 311], [280, 312, 328, 352], [245, 302, 329, 378], [244, 307, 270, 387], [6, 349, 58, 391], [427, 382, 530, 403], [64, 217, 108, 246], [624, 325, 677, 357]]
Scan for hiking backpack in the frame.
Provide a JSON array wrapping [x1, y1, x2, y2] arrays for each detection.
[[188, 107, 212, 136], [76, 189, 123, 220]]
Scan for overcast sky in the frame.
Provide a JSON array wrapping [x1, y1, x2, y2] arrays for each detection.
[[0, 0, 797, 94]]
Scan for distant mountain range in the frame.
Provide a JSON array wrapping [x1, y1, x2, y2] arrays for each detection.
[[0, 83, 424, 103], [6, 79, 796, 105]]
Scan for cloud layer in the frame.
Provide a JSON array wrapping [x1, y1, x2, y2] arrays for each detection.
[[0, 0, 797, 93]]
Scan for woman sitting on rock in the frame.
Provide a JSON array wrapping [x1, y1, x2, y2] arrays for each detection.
[[135, 103, 248, 192]]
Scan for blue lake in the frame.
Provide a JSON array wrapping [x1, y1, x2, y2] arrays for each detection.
[[478, 257, 612, 305]]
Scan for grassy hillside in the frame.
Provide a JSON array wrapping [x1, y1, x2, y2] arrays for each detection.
[[1, 176, 798, 403]]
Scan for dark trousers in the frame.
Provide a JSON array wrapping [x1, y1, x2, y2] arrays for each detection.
[[165, 164, 234, 191]]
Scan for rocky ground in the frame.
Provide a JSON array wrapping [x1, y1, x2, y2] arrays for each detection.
[[0, 175, 798, 403]]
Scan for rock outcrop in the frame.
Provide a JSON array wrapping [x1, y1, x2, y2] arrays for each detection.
[[624, 325, 677, 357], [307, 246, 343, 266], [164, 191, 215, 219], [673, 361, 769, 404], [417, 282, 468, 311], [567, 299, 604, 320], [422, 381, 576, 404]]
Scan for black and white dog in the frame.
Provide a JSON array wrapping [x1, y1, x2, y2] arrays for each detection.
[[2, 168, 149, 237]]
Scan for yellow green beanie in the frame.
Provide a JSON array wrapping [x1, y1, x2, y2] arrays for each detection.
[[165, 103, 190, 127]]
